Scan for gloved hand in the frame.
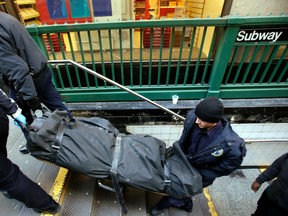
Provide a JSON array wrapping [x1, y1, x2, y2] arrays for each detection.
[[14, 114, 26, 128], [27, 97, 42, 111]]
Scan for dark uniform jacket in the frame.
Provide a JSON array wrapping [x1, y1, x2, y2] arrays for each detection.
[[179, 110, 247, 187], [0, 88, 18, 117], [256, 153, 288, 211], [0, 12, 47, 101]]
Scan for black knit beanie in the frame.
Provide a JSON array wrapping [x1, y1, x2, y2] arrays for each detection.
[[195, 97, 224, 123]]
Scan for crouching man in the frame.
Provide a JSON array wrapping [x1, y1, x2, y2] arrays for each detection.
[[151, 97, 247, 215]]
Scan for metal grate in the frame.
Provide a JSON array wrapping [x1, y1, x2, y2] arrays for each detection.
[[59, 172, 96, 216], [92, 180, 122, 216]]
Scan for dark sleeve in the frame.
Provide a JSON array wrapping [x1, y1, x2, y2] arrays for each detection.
[[197, 142, 246, 187], [256, 153, 288, 184], [0, 88, 18, 115], [179, 110, 195, 149], [0, 30, 37, 100]]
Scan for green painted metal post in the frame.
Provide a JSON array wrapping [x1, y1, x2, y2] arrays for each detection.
[[206, 19, 244, 97]]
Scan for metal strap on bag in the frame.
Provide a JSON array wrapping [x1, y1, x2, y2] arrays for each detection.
[[110, 134, 128, 214], [51, 119, 66, 162], [164, 161, 171, 186], [163, 150, 172, 193]]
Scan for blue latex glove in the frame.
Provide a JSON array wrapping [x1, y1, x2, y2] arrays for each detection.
[[14, 114, 26, 128]]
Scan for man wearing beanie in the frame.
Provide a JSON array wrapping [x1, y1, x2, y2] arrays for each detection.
[[151, 97, 246, 215]]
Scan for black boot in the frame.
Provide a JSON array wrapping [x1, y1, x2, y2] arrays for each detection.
[[151, 206, 166, 216], [33, 200, 61, 214], [150, 196, 193, 215], [150, 196, 172, 216]]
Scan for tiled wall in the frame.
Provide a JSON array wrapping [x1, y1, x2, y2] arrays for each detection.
[[231, 123, 288, 140], [127, 124, 183, 146], [127, 123, 288, 147], [127, 123, 288, 165]]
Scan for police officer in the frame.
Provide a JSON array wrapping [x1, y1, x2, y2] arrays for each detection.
[[0, 12, 73, 152], [0, 88, 60, 214], [0, 11, 72, 122], [151, 97, 247, 215]]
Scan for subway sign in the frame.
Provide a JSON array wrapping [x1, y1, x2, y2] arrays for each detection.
[[236, 28, 288, 43]]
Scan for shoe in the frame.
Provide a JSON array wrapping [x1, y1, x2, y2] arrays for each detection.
[[19, 145, 29, 154], [180, 198, 193, 213], [2, 192, 13, 199], [181, 205, 193, 213], [150, 206, 165, 216], [33, 201, 61, 214]]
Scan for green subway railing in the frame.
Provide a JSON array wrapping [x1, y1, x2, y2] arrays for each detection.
[[26, 16, 288, 103]]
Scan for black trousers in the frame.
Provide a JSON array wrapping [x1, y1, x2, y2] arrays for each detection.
[[155, 196, 193, 212], [11, 65, 72, 125], [0, 114, 54, 209], [252, 188, 288, 216]]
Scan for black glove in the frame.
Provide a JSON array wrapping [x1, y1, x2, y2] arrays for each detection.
[[27, 97, 42, 111]]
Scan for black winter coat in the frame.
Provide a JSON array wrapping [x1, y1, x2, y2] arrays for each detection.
[[179, 110, 246, 187], [0, 12, 47, 101], [0, 88, 18, 117], [256, 153, 288, 211]]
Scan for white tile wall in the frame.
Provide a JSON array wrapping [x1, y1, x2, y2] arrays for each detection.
[[127, 123, 288, 147], [231, 123, 288, 140], [127, 123, 288, 165]]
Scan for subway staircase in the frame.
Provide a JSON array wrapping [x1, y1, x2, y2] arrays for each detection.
[[3, 109, 288, 216], [3, 118, 211, 216]]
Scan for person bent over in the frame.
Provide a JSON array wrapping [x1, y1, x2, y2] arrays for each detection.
[[151, 97, 246, 215], [0, 12, 73, 153], [0, 88, 60, 214]]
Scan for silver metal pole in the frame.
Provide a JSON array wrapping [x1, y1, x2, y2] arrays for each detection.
[[48, 60, 186, 121], [245, 139, 288, 143]]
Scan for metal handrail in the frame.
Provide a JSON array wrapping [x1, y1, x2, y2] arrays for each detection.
[[245, 139, 288, 143], [48, 60, 186, 121]]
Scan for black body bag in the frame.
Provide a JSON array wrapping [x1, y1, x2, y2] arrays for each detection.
[[26, 110, 202, 213]]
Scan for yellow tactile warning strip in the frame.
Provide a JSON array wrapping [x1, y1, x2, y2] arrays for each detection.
[[203, 188, 218, 216], [203, 168, 267, 216], [42, 167, 69, 216]]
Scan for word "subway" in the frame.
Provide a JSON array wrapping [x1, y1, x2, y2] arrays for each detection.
[[237, 30, 283, 43]]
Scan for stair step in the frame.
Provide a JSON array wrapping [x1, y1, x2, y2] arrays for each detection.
[[59, 172, 95, 215], [124, 187, 147, 216], [93, 181, 122, 215]]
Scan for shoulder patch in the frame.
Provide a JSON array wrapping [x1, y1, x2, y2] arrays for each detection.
[[211, 149, 224, 157]]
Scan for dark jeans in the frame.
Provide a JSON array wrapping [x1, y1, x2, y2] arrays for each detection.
[[11, 65, 72, 125], [252, 189, 288, 216], [0, 114, 54, 209]]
